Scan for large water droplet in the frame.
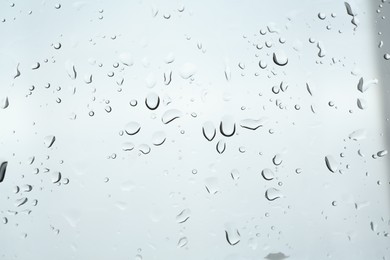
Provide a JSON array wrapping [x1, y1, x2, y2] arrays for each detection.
[[145, 93, 160, 110], [225, 228, 240, 246], [0, 161, 8, 183], [202, 121, 216, 141], [216, 139, 226, 154], [220, 116, 235, 137], [161, 109, 182, 124], [272, 51, 288, 66], [325, 155, 338, 173], [125, 122, 141, 135], [138, 144, 151, 154], [377, 150, 388, 157], [176, 208, 191, 223], [261, 168, 275, 181], [265, 188, 282, 201], [44, 135, 56, 148], [152, 131, 166, 146], [51, 171, 62, 183]]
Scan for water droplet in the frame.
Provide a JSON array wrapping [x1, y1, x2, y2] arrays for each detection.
[[264, 252, 289, 260], [161, 109, 182, 124], [51, 171, 62, 183], [53, 42, 61, 49], [125, 122, 141, 135], [119, 52, 133, 66], [216, 139, 226, 154], [259, 60, 267, 69], [138, 144, 151, 154], [202, 121, 216, 141], [261, 168, 275, 181], [145, 93, 160, 110], [384, 53, 390, 60], [357, 98, 366, 109], [14, 63, 20, 79], [272, 154, 283, 166], [177, 237, 188, 248], [1, 97, 9, 109], [22, 184, 33, 192], [2, 217, 8, 224], [348, 129, 367, 141], [225, 228, 240, 246], [44, 135, 56, 148], [84, 74, 92, 84], [332, 201, 337, 206], [0, 161, 8, 183], [317, 42, 326, 57], [230, 169, 240, 180], [179, 63, 197, 79], [377, 150, 388, 157], [220, 116, 235, 137], [129, 99, 138, 107], [55, 3, 61, 9], [122, 142, 135, 151], [152, 131, 166, 146], [318, 12, 326, 20], [239, 118, 267, 130], [265, 188, 282, 201], [272, 51, 288, 66], [31, 62, 40, 70], [325, 155, 338, 173], [163, 71, 172, 85], [176, 208, 191, 223], [15, 197, 28, 207]]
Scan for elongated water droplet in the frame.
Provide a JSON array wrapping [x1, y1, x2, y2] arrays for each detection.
[[357, 98, 366, 109], [177, 237, 188, 248], [84, 74, 92, 84], [125, 122, 141, 135], [239, 118, 267, 130], [161, 109, 182, 124], [152, 131, 166, 146], [377, 150, 388, 157], [325, 155, 338, 173], [122, 142, 135, 151], [261, 168, 275, 181], [44, 135, 56, 148], [317, 42, 326, 57], [273, 51, 288, 66], [65, 61, 77, 79], [1, 97, 9, 109], [0, 161, 8, 183], [176, 208, 191, 223], [145, 93, 160, 110], [220, 116, 235, 137], [202, 121, 216, 141], [216, 139, 226, 154], [14, 63, 20, 79], [15, 197, 28, 207], [264, 252, 289, 260], [225, 228, 240, 246], [163, 71, 172, 85], [265, 188, 282, 201], [51, 171, 61, 183]]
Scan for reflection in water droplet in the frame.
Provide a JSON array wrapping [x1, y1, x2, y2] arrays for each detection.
[[216, 139, 226, 154], [125, 122, 141, 135], [261, 168, 275, 181], [325, 155, 338, 173], [44, 135, 56, 148], [176, 208, 191, 223], [161, 109, 182, 124], [202, 121, 216, 141], [265, 188, 282, 201], [0, 161, 8, 183], [145, 93, 160, 110], [177, 237, 188, 248]]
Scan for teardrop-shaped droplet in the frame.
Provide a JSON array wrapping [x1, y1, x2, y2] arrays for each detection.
[[239, 118, 267, 130], [122, 142, 135, 151], [377, 150, 388, 157], [272, 51, 288, 66], [125, 122, 141, 135], [177, 237, 188, 248], [325, 155, 338, 173], [216, 139, 226, 154], [176, 208, 191, 223], [261, 168, 275, 181], [138, 144, 151, 154], [51, 171, 62, 183], [152, 131, 166, 146], [225, 228, 240, 246], [202, 121, 216, 141], [44, 135, 56, 148], [145, 93, 160, 110], [1, 97, 9, 109], [272, 154, 283, 166], [265, 188, 282, 201], [65, 61, 77, 79], [0, 161, 8, 183], [220, 116, 236, 137], [161, 109, 182, 124]]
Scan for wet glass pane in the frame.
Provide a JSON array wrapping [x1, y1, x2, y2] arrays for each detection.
[[0, 1, 390, 259]]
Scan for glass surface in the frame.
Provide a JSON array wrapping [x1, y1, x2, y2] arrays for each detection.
[[0, 1, 390, 259]]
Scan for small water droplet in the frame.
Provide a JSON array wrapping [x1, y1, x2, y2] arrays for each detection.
[[152, 131, 166, 146], [220, 116, 236, 137], [272, 51, 288, 66], [377, 150, 388, 157], [177, 237, 188, 248], [265, 188, 282, 201], [179, 63, 197, 79], [145, 93, 160, 110], [0, 161, 8, 183], [129, 99, 138, 107], [1, 97, 9, 109], [240, 118, 267, 130], [261, 168, 275, 181], [44, 135, 56, 148], [202, 121, 216, 141], [176, 208, 191, 223], [272, 154, 283, 166], [51, 171, 61, 183], [318, 12, 326, 20], [122, 142, 135, 151], [125, 122, 141, 135], [31, 62, 40, 70], [119, 52, 133, 66], [53, 43, 61, 49], [230, 169, 240, 180], [325, 155, 338, 173], [384, 53, 390, 60], [216, 139, 226, 154]]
